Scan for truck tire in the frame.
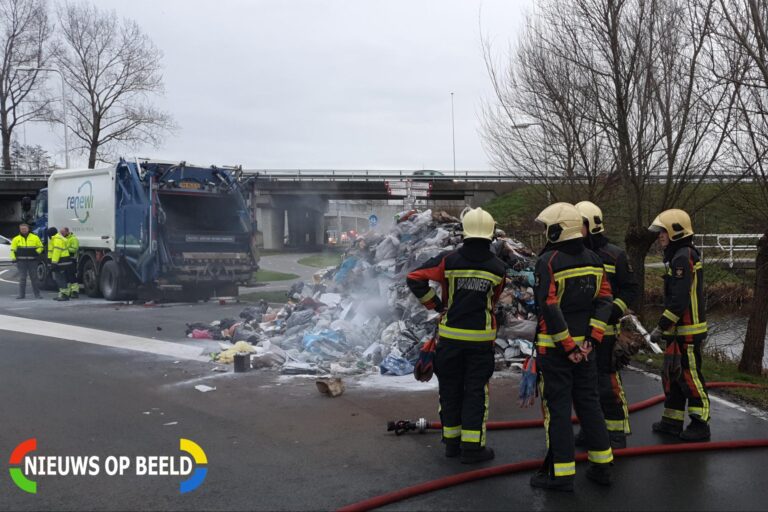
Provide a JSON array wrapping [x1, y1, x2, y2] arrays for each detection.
[[35, 260, 57, 291], [81, 256, 102, 298], [100, 260, 123, 301]]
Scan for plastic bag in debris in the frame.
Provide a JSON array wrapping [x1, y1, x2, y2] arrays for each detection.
[[497, 319, 537, 342], [190, 329, 213, 339], [379, 354, 415, 376], [334, 257, 358, 284], [375, 234, 400, 261], [302, 329, 347, 359], [217, 341, 257, 364], [251, 340, 288, 368], [286, 309, 315, 329]]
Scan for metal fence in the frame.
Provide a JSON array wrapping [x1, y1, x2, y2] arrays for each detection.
[[694, 233, 762, 268]]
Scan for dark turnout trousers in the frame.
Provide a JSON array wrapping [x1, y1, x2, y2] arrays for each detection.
[[596, 333, 631, 435], [539, 350, 613, 478], [434, 339, 495, 450]]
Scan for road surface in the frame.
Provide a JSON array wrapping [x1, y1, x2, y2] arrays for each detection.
[[0, 270, 766, 511]]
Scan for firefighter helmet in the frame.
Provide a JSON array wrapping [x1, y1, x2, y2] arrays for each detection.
[[535, 203, 584, 243], [649, 209, 694, 240], [575, 201, 605, 234], [462, 207, 496, 240]]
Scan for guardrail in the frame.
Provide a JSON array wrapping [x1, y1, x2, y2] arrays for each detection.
[[694, 233, 762, 268], [245, 169, 510, 182]]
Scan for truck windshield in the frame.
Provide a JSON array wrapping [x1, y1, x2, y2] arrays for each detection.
[[158, 192, 249, 233]]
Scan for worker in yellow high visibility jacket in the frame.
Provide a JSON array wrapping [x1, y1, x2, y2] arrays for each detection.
[[10, 223, 43, 299], [60, 227, 80, 298], [47, 227, 73, 301]]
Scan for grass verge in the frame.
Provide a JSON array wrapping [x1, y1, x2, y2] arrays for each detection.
[[298, 253, 343, 268], [253, 270, 299, 282], [632, 352, 768, 410], [239, 290, 290, 303]]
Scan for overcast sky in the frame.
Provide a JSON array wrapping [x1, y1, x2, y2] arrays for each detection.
[[25, 0, 532, 170]]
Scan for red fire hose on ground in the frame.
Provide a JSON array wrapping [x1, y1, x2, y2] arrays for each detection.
[[341, 382, 767, 512]]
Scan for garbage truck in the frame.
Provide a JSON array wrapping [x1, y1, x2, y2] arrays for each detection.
[[32, 158, 259, 300]]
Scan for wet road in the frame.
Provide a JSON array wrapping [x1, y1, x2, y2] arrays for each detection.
[[0, 272, 767, 511]]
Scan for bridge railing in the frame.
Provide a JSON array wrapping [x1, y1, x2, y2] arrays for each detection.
[[694, 233, 763, 268], [245, 169, 511, 182], [0, 170, 51, 181]]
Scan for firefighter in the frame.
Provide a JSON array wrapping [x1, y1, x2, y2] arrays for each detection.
[[46, 227, 73, 301], [575, 201, 639, 449], [60, 227, 80, 298], [406, 207, 506, 464], [530, 202, 615, 491], [648, 209, 710, 441], [10, 223, 43, 299]]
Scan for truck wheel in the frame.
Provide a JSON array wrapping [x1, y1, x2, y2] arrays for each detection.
[[100, 260, 123, 301], [82, 257, 102, 298], [35, 261, 57, 290]]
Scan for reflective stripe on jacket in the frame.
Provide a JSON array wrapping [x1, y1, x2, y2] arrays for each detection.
[[657, 239, 707, 341], [534, 238, 614, 353], [10, 233, 44, 261], [407, 240, 507, 342]]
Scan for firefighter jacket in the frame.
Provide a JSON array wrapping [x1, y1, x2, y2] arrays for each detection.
[[65, 233, 80, 254], [47, 233, 71, 264], [407, 239, 507, 342], [10, 233, 43, 261], [587, 234, 639, 325], [657, 238, 706, 341], [534, 238, 614, 354]]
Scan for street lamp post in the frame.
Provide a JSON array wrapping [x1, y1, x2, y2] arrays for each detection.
[[450, 92, 456, 176], [16, 66, 69, 168]]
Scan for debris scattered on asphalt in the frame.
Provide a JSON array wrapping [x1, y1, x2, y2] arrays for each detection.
[[194, 384, 217, 393], [316, 377, 345, 397], [183, 209, 538, 381]]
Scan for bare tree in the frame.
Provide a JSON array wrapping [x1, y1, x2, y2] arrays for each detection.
[[54, 2, 174, 168], [482, 0, 741, 301], [715, 0, 768, 375], [0, 0, 53, 171], [481, 15, 617, 206]]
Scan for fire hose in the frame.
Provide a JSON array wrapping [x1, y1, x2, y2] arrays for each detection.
[[344, 381, 767, 512]]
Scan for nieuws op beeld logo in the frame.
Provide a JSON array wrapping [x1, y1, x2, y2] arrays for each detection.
[[8, 438, 207, 494]]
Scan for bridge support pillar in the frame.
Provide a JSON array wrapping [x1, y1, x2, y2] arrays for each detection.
[[287, 207, 324, 248], [256, 206, 285, 251]]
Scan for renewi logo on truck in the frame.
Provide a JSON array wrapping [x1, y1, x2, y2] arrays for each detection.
[[66, 181, 94, 223]]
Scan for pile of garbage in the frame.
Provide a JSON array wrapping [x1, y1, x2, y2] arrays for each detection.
[[185, 209, 539, 377]]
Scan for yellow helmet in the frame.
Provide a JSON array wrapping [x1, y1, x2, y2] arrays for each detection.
[[649, 209, 694, 240], [574, 201, 605, 234], [535, 202, 584, 243], [461, 207, 496, 240]]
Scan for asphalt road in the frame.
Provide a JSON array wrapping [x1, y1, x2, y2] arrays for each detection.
[[0, 271, 767, 511]]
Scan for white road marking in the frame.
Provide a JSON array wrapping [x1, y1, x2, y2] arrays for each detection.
[[0, 314, 208, 362], [0, 269, 18, 285]]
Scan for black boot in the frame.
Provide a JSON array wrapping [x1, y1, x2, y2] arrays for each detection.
[[586, 463, 613, 486], [460, 446, 495, 464], [444, 442, 460, 458], [609, 432, 627, 449], [530, 470, 574, 492], [652, 419, 683, 436], [679, 419, 711, 442]]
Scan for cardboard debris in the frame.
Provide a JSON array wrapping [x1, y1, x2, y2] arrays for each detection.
[[184, 209, 538, 377]]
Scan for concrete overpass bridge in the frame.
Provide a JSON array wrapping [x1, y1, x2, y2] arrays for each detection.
[[244, 169, 520, 249]]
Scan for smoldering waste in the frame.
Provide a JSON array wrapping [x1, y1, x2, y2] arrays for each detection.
[[185, 210, 539, 377]]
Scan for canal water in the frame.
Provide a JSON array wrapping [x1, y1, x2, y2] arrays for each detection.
[[705, 310, 768, 367]]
